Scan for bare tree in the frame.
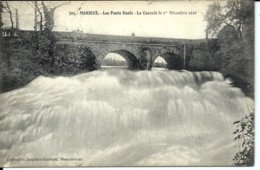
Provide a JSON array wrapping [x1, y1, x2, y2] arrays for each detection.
[[0, 1, 4, 93], [33, 1, 37, 31], [41, 1, 69, 31], [28, 1, 43, 31], [0, 1, 3, 32], [3, 1, 14, 36], [37, 2, 43, 31]]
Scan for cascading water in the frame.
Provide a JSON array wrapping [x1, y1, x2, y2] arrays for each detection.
[[0, 69, 254, 166]]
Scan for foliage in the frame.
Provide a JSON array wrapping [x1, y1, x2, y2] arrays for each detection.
[[30, 29, 56, 75], [30, 1, 59, 72], [29, 2, 68, 73], [205, 0, 254, 39], [79, 46, 98, 71], [205, 2, 255, 164], [225, 0, 254, 28], [204, 0, 254, 97], [205, 1, 225, 38], [42, 2, 55, 31], [54, 44, 97, 73], [233, 112, 254, 166]]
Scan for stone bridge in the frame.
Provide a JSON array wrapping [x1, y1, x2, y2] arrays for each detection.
[[54, 32, 211, 70]]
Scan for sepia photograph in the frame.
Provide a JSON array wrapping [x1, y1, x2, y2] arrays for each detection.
[[0, 0, 255, 167]]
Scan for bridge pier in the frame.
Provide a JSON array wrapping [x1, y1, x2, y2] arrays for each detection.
[[139, 48, 153, 70]]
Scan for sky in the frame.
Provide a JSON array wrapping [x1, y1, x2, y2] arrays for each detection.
[[2, 1, 213, 39], [104, 53, 126, 61]]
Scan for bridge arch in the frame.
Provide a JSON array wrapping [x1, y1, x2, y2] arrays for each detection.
[[101, 50, 139, 70], [152, 56, 168, 69], [152, 52, 184, 70]]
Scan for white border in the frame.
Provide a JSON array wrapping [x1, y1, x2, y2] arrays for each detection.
[[4, 1, 260, 170]]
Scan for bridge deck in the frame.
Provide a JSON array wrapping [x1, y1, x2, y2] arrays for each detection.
[[53, 31, 206, 45]]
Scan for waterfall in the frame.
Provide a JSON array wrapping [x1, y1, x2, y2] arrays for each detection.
[[0, 69, 254, 166]]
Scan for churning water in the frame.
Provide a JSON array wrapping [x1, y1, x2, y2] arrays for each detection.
[[0, 69, 254, 166]]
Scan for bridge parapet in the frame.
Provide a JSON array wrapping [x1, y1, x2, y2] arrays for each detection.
[[54, 31, 206, 46]]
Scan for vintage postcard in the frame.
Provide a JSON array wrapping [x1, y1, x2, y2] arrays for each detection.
[[0, 0, 255, 167]]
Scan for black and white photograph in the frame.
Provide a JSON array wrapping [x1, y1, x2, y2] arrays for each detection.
[[0, 0, 255, 167]]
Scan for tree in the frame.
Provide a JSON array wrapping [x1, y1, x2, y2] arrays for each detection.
[[28, 1, 43, 31], [31, 1, 69, 71], [205, 1, 225, 39], [205, 2, 255, 164], [204, 1, 227, 63], [3, 1, 14, 36], [0, 1, 3, 92], [41, 1, 69, 31], [204, 0, 254, 97], [0, 1, 3, 34], [205, 0, 254, 39], [225, 0, 254, 39], [233, 112, 254, 166]]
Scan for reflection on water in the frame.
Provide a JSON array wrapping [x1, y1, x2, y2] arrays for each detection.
[[0, 69, 254, 166]]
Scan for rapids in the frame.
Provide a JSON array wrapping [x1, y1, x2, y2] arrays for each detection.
[[0, 69, 254, 166]]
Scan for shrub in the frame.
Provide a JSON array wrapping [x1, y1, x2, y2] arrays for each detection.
[[233, 112, 254, 166]]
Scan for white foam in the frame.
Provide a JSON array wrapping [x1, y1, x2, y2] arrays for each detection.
[[0, 70, 254, 166]]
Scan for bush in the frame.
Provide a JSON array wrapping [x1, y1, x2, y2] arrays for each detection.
[[78, 46, 97, 71], [35, 30, 56, 67], [54, 44, 97, 74], [233, 112, 254, 166]]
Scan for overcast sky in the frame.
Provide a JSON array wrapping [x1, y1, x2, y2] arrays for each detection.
[[2, 1, 213, 39]]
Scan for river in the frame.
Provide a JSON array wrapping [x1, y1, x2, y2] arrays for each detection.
[[0, 69, 254, 166]]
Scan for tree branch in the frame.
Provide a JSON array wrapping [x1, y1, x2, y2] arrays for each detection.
[[28, 1, 35, 9], [223, 21, 234, 27], [53, 2, 69, 10], [4, 1, 14, 30], [41, 1, 48, 13]]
